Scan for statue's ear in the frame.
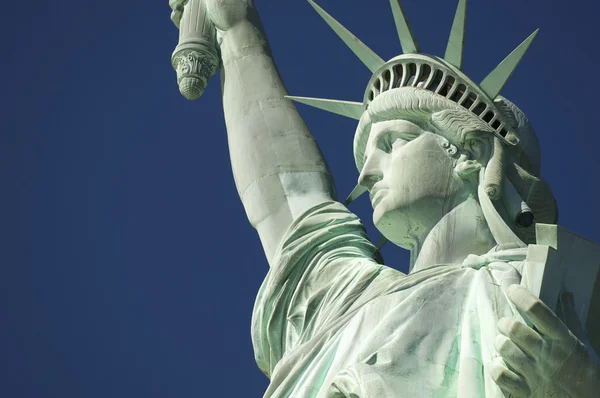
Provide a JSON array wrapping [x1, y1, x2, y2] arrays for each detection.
[[455, 137, 490, 180], [455, 155, 481, 180], [466, 136, 493, 163]]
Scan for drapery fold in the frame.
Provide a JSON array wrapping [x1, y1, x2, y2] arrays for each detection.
[[252, 201, 527, 397]]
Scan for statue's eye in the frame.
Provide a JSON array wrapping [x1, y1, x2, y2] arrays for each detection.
[[391, 137, 408, 151], [381, 134, 410, 153], [377, 127, 421, 154]]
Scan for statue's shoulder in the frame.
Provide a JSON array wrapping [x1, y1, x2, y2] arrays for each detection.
[[522, 224, 600, 353]]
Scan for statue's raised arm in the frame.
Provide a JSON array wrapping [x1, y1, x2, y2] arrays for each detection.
[[170, 0, 336, 265]]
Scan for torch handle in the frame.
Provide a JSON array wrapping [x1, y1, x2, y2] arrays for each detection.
[[171, 0, 219, 100]]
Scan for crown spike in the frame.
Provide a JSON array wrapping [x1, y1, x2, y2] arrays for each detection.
[[389, 0, 420, 54], [444, 0, 467, 69], [286, 96, 365, 120], [307, 0, 385, 72], [480, 29, 539, 99], [343, 184, 368, 206]]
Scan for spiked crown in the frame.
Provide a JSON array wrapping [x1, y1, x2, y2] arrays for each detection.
[[288, 0, 538, 167]]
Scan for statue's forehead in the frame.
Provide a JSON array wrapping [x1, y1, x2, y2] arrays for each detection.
[[365, 119, 423, 149], [368, 119, 424, 137]]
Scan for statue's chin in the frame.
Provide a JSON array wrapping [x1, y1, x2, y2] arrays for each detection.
[[373, 206, 414, 250]]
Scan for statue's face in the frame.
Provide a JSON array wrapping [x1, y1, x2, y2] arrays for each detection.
[[358, 119, 465, 248]]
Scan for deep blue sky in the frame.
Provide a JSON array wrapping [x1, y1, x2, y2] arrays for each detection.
[[3, 0, 599, 396]]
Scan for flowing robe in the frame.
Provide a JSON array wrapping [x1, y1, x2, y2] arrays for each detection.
[[252, 201, 528, 397]]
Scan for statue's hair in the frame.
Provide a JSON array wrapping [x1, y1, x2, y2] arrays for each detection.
[[430, 109, 494, 143], [353, 87, 557, 244]]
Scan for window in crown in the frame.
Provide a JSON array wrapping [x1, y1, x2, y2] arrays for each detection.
[[437, 75, 455, 97], [482, 111, 495, 123], [499, 128, 508, 137], [411, 64, 421, 87], [449, 83, 466, 103], [383, 69, 392, 89], [374, 78, 381, 92], [472, 102, 487, 116], [491, 120, 501, 130], [405, 63, 417, 86], [393, 64, 405, 88], [368, 90, 375, 102], [379, 77, 389, 92], [427, 69, 444, 92], [462, 92, 477, 109], [416, 64, 432, 88]]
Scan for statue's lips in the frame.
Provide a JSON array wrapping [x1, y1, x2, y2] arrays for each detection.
[[371, 188, 387, 208]]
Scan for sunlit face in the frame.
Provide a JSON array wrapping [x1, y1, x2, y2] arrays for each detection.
[[358, 120, 466, 248]]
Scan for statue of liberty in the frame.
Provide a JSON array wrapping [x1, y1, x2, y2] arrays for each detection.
[[168, 0, 600, 396]]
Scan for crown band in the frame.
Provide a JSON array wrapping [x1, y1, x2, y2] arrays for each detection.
[[364, 54, 519, 146]]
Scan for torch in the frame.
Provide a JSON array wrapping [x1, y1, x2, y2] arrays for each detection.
[[170, 0, 219, 100]]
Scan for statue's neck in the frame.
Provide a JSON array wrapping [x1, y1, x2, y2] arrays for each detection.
[[409, 196, 497, 273]]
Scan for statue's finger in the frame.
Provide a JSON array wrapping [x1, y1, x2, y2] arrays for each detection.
[[489, 359, 531, 398], [497, 317, 545, 360], [506, 284, 569, 339], [495, 334, 539, 387]]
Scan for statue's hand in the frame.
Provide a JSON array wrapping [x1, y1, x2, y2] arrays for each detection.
[[170, 0, 253, 36], [490, 284, 600, 397], [205, 0, 253, 32], [169, 0, 256, 99]]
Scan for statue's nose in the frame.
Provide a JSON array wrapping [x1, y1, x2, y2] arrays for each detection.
[[358, 154, 384, 190]]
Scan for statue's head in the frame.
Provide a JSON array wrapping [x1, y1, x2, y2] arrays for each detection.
[[289, 0, 557, 248], [354, 87, 557, 249]]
